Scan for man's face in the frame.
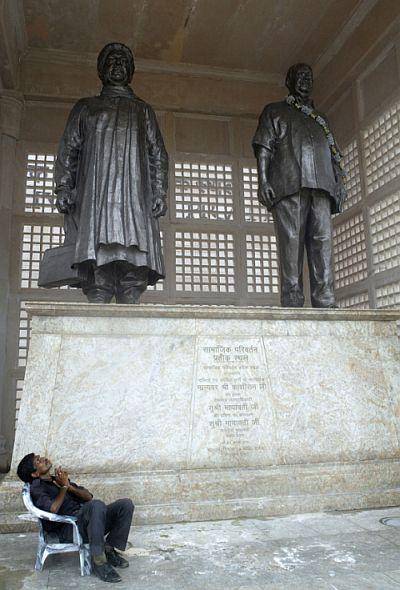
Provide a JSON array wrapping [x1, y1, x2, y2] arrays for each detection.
[[32, 454, 52, 478], [103, 50, 131, 86], [293, 66, 313, 100]]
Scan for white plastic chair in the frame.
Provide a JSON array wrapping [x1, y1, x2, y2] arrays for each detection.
[[19, 483, 91, 576]]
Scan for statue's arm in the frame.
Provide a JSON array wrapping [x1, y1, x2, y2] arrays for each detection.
[[320, 111, 348, 213], [252, 106, 277, 211], [254, 146, 277, 210], [332, 158, 347, 213], [145, 105, 168, 218], [54, 101, 85, 214]]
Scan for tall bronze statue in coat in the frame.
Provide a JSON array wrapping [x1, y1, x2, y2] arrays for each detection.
[[49, 42, 168, 303], [253, 63, 346, 308]]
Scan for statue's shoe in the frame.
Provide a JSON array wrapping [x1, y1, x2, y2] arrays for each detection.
[[84, 289, 114, 303]]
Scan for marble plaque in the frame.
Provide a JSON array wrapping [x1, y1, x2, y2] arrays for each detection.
[[189, 337, 278, 467]]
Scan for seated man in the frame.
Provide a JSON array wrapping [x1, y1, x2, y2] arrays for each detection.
[[17, 453, 134, 583]]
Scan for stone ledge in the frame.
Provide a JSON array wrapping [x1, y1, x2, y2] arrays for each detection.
[[24, 301, 400, 322], [2, 459, 400, 529]]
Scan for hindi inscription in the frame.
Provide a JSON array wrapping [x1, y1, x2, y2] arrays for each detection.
[[189, 337, 275, 467]]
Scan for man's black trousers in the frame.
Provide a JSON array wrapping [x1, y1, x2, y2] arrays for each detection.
[[76, 499, 134, 558], [272, 188, 335, 308]]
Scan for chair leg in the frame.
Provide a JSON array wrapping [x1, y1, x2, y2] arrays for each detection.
[[79, 544, 92, 576], [35, 542, 48, 572]]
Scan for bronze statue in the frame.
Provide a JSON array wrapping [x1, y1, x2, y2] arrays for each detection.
[[253, 63, 346, 308], [42, 42, 168, 303]]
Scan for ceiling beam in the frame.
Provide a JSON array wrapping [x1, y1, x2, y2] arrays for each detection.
[[22, 47, 285, 86], [313, 0, 380, 78]]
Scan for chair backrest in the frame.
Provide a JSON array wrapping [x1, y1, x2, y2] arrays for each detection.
[[22, 483, 77, 524]]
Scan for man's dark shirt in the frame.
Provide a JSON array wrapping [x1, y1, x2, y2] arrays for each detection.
[[30, 477, 91, 537]]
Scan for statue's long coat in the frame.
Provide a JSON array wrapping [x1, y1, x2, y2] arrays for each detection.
[[55, 84, 168, 284]]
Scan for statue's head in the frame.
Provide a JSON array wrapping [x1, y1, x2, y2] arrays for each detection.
[[285, 63, 313, 100], [97, 42, 135, 87]]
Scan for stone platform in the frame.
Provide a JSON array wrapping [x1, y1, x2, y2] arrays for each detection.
[[1, 303, 399, 529], [3, 507, 400, 589]]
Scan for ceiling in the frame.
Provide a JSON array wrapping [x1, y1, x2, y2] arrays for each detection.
[[23, 0, 364, 75]]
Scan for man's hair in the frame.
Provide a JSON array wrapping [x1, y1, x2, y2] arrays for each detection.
[[97, 42, 135, 84], [17, 453, 35, 483], [285, 63, 313, 94]]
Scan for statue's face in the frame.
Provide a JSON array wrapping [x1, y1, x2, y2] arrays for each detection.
[[292, 66, 313, 100], [103, 50, 131, 86]]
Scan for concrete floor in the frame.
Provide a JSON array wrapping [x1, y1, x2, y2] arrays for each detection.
[[2, 508, 400, 589]]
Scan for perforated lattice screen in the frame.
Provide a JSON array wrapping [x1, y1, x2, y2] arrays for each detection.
[[25, 154, 56, 213], [175, 162, 234, 221], [342, 140, 363, 211], [333, 213, 368, 289], [245, 234, 278, 294], [333, 95, 400, 308], [242, 167, 273, 223], [376, 281, 400, 308], [337, 292, 369, 309], [146, 230, 164, 291], [21, 224, 64, 288], [17, 302, 30, 368], [175, 231, 235, 293], [363, 101, 400, 193], [369, 191, 400, 273], [19, 153, 282, 302]]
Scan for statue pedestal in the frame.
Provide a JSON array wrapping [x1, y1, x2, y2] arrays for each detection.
[[1, 303, 400, 529]]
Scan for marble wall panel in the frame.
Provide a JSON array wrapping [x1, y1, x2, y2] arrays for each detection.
[[265, 333, 400, 464], [376, 336, 400, 445], [12, 332, 61, 465], [45, 333, 196, 472]]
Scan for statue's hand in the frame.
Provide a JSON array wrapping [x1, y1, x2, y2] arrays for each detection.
[[258, 182, 276, 211], [152, 196, 167, 218], [56, 190, 75, 214], [336, 178, 348, 213]]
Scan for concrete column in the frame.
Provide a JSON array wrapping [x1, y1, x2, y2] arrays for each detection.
[[0, 90, 24, 471]]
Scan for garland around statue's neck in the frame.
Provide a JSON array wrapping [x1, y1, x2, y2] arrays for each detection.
[[286, 94, 346, 175]]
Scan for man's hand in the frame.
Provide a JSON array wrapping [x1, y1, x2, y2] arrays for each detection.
[[56, 190, 75, 214], [152, 196, 167, 218], [50, 466, 70, 512], [55, 466, 69, 488], [258, 181, 276, 211]]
